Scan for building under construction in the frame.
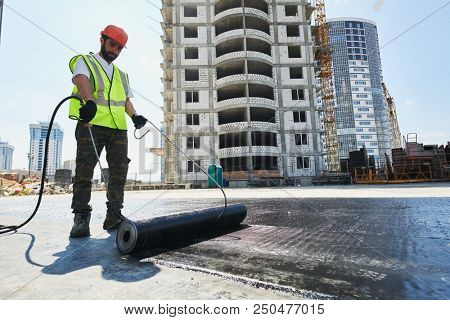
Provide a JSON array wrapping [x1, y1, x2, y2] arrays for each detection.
[[161, 0, 323, 186]]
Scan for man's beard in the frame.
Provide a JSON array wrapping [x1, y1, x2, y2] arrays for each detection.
[[101, 44, 117, 62]]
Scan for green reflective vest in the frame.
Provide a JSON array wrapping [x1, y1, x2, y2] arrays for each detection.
[[69, 54, 130, 130]]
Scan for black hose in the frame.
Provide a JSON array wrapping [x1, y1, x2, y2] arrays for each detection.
[[134, 122, 228, 221], [0, 96, 83, 235], [0, 95, 230, 234]]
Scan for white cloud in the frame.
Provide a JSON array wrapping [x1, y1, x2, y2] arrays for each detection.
[[373, 0, 385, 11]]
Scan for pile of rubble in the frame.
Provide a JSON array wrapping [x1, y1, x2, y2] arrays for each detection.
[[0, 177, 72, 197]]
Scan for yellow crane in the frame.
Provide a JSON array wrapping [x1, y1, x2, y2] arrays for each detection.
[[314, 0, 341, 172], [382, 82, 402, 149]]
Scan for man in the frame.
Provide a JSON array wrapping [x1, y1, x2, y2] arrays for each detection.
[[68, 25, 147, 238]]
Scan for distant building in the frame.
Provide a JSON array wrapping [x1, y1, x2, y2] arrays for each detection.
[[319, 18, 392, 165], [29, 122, 64, 177], [63, 160, 76, 176], [0, 138, 14, 171]]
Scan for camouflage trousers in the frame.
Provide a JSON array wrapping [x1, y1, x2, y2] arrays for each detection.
[[71, 122, 130, 214]]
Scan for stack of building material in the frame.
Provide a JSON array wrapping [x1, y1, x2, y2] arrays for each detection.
[[348, 148, 369, 179], [430, 147, 447, 179], [392, 144, 434, 180]]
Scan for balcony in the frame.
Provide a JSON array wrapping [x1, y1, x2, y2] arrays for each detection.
[[214, 7, 243, 23], [216, 74, 247, 88], [215, 97, 248, 110], [218, 121, 248, 132], [247, 74, 275, 87], [214, 50, 273, 66], [215, 0, 269, 16], [215, 14, 272, 44], [251, 146, 280, 154], [218, 121, 278, 133], [250, 121, 278, 131], [215, 97, 276, 110], [214, 7, 270, 23], [218, 146, 250, 157]]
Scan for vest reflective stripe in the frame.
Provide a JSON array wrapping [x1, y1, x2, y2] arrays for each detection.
[[68, 54, 128, 130]]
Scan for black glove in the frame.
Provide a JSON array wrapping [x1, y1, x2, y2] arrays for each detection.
[[132, 114, 147, 129], [79, 100, 97, 123]]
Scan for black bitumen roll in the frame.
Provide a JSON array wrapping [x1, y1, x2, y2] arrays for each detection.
[[116, 204, 247, 254]]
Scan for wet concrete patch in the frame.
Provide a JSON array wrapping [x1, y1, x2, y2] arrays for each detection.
[[135, 197, 450, 299]]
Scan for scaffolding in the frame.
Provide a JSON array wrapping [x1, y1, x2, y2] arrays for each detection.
[[314, 0, 340, 172]]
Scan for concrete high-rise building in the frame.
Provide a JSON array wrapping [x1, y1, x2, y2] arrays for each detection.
[[161, 0, 322, 184], [29, 122, 64, 176], [320, 18, 391, 164], [0, 138, 14, 171]]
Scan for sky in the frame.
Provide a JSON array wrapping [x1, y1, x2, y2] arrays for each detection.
[[0, 0, 449, 180]]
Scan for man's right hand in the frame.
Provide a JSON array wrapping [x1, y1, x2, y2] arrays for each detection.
[[79, 100, 97, 123]]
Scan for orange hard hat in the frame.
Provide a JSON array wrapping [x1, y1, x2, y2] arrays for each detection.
[[100, 25, 128, 47]]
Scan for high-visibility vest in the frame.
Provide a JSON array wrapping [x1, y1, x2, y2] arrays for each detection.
[[69, 54, 130, 130]]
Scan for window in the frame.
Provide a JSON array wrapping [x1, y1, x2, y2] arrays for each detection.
[[291, 89, 305, 101], [184, 6, 197, 17], [286, 25, 300, 37], [297, 156, 310, 169], [185, 69, 199, 81], [186, 113, 200, 125], [186, 91, 199, 103], [285, 5, 298, 16], [187, 137, 200, 149], [293, 111, 306, 123], [289, 67, 303, 79], [288, 46, 301, 58], [185, 47, 198, 59], [184, 26, 198, 38], [294, 134, 308, 145], [187, 160, 201, 173], [300, 111, 306, 122]]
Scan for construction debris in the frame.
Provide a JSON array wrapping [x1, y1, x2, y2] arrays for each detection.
[[353, 135, 450, 184]]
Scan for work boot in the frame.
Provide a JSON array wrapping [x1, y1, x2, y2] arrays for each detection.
[[103, 209, 127, 230], [70, 212, 91, 238]]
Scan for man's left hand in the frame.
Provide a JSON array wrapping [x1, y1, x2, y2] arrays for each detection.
[[132, 114, 147, 129]]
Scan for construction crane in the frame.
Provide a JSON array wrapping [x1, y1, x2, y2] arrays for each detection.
[[382, 82, 402, 149], [314, 0, 341, 172]]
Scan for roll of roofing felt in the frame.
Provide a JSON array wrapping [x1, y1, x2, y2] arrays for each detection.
[[116, 204, 247, 254]]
